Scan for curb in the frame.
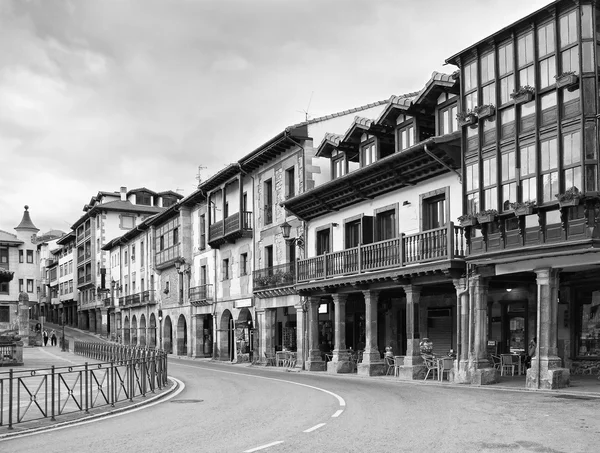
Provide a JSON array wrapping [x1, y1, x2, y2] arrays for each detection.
[[0, 377, 179, 440]]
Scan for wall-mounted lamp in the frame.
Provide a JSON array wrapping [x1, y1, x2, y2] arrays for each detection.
[[506, 288, 512, 292], [403, 200, 411, 206], [332, 223, 339, 227], [280, 221, 304, 250]]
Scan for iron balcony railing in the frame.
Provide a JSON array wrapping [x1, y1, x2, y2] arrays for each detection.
[[208, 211, 252, 243], [0, 343, 168, 429], [253, 262, 296, 290], [103, 297, 113, 308], [189, 284, 213, 306], [118, 290, 156, 307], [297, 223, 465, 282]]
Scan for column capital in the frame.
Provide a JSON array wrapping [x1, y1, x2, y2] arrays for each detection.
[[452, 278, 468, 292], [469, 274, 489, 288], [401, 285, 422, 296], [534, 267, 560, 286], [309, 296, 322, 306], [331, 293, 348, 304], [362, 289, 380, 300]]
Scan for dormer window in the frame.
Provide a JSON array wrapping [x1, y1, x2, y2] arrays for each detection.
[[331, 149, 347, 179], [137, 192, 152, 206], [360, 140, 377, 167], [398, 124, 415, 151]]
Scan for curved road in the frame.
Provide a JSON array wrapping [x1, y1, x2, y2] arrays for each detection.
[[2, 357, 598, 453]]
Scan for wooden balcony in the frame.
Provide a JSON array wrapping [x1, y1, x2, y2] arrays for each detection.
[[189, 284, 213, 306], [297, 223, 465, 284], [118, 290, 156, 308], [208, 211, 252, 248], [467, 203, 600, 259]]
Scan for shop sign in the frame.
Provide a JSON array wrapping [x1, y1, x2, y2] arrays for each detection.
[[234, 298, 253, 308]]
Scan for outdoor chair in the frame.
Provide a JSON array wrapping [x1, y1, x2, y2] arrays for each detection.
[[264, 352, 276, 366], [384, 356, 395, 375], [422, 355, 438, 380], [490, 354, 501, 371], [500, 354, 516, 376], [438, 357, 453, 381]]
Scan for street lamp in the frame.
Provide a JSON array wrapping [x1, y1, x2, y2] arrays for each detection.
[[280, 221, 304, 250], [61, 312, 66, 352], [158, 309, 163, 351]]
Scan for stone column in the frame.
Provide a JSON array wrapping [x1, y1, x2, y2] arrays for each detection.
[[469, 274, 497, 385], [397, 285, 424, 380], [17, 292, 30, 347], [527, 268, 570, 389], [100, 308, 108, 337], [328, 294, 352, 373], [294, 300, 306, 370], [255, 309, 265, 360], [358, 290, 385, 376], [453, 278, 470, 383], [306, 297, 325, 371]]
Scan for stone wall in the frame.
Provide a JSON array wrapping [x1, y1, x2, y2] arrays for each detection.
[[570, 359, 600, 375]]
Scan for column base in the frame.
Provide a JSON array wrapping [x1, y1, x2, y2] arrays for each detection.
[[452, 360, 471, 384], [306, 359, 326, 371], [397, 364, 426, 380], [526, 367, 570, 389], [357, 361, 386, 376], [327, 360, 354, 373], [470, 367, 498, 385]]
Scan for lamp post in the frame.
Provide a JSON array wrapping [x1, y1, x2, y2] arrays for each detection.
[[158, 309, 163, 351], [174, 257, 185, 304]]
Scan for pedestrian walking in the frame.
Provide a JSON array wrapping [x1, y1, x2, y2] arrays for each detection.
[[43, 330, 49, 346], [51, 330, 57, 346]]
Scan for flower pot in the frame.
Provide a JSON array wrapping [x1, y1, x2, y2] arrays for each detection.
[[513, 206, 534, 216], [555, 73, 579, 89], [458, 218, 477, 227], [477, 214, 496, 224], [559, 198, 580, 208], [476, 105, 495, 119], [458, 115, 477, 128], [512, 92, 534, 104]]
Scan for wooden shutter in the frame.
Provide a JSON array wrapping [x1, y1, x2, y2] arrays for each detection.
[[361, 216, 373, 244]]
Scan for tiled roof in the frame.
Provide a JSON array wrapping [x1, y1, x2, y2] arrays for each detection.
[[374, 91, 418, 125], [411, 71, 456, 106], [156, 190, 184, 198], [128, 187, 158, 196], [340, 116, 375, 143], [286, 100, 388, 130], [71, 200, 165, 229], [15, 205, 39, 231], [315, 133, 344, 158], [0, 229, 23, 245]]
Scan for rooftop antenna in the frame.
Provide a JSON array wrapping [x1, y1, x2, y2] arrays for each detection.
[[196, 165, 207, 187], [296, 91, 314, 122]]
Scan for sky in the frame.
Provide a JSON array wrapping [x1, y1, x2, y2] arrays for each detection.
[[0, 0, 553, 235]]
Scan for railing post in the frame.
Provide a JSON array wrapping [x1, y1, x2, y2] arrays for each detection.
[[324, 252, 328, 278], [358, 243, 363, 273], [8, 369, 13, 429], [399, 234, 405, 267], [294, 259, 299, 284], [447, 222, 454, 258], [84, 362, 89, 413], [51, 366, 56, 420]]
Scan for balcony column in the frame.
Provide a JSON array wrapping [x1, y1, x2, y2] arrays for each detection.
[[358, 290, 385, 376], [100, 308, 108, 337], [397, 285, 425, 380], [469, 274, 497, 385], [294, 299, 306, 370], [453, 277, 470, 383], [109, 311, 115, 340], [527, 268, 570, 389], [327, 294, 352, 373], [306, 297, 326, 371]]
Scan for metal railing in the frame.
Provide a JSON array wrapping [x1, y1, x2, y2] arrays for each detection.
[[253, 262, 295, 290], [0, 342, 168, 429], [189, 284, 213, 305]]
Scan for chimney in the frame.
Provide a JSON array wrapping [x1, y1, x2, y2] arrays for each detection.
[[120, 186, 127, 201]]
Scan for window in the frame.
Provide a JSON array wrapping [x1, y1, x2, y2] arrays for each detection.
[[130, 245, 135, 262], [540, 138, 559, 203], [140, 241, 144, 266], [463, 60, 477, 92], [27, 279, 33, 293], [26, 249, 33, 263], [264, 246, 273, 269], [333, 155, 346, 179], [561, 46, 579, 73], [0, 306, 9, 322], [19, 250, 23, 263], [501, 150, 517, 210], [500, 107, 515, 140], [137, 192, 152, 206], [200, 214, 206, 250], [173, 227, 179, 245], [285, 167, 295, 199], [498, 42, 514, 76], [465, 162, 480, 214], [538, 56, 556, 89], [0, 282, 9, 294], [500, 74, 515, 105], [480, 52, 495, 84], [375, 208, 396, 241], [160, 235, 164, 251], [520, 101, 536, 134], [559, 10, 577, 48], [163, 197, 177, 208], [19, 279, 24, 292], [517, 32, 534, 67], [345, 220, 361, 248], [482, 157, 498, 210], [1, 247, 9, 266], [520, 143, 537, 202], [538, 22, 555, 57], [240, 253, 248, 276], [121, 215, 135, 229], [563, 130, 582, 190], [398, 125, 415, 151], [222, 258, 230, 280], [316, 228, 331, 255], [423, 195, 446, 230], [438, 104, 458, 135], [124, 250, 128, 265], [264, 179, 273, 225], [540, 92, 557, 126], [361, 141, 377, 166]]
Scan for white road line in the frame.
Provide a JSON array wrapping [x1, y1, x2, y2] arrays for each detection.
[[0, 378, 185, 442], [243, 440, 284, 452], [331, 409, 343, 418], [174, 362, 346, 408], [303, 423, 326, 433]]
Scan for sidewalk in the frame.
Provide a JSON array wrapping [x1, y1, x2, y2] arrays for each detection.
[[0, 346, 177, 439]]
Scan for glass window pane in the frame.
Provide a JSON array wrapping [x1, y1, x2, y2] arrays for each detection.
[[586, 165, 597, 192], [539, 56, 556, 88], [582, 42, 593, 72], [581, 5, 593, 39], [499, 42, 514, 76], [464, 61, 477, 92], [519, 65, 535, 87], [500, 75, 514, 105]]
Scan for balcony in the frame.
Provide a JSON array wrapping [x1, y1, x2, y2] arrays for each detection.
[[103, 297, 113, 308], [77, 274, 93, 287], [117, 290, 156, 308], [189, 284, 213, 306], [297, 224, 466, 285], [208, 211, 252, 248], [254, 262, 295, 291]]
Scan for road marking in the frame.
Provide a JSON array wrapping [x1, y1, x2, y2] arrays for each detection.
[[0, 378, 185, 442], [331, 409, 343, 418], [173, 362, 346, 408], [304, 423, 326, 433], [243, 440, 284, 452]]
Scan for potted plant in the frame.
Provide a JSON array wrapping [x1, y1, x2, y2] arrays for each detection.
[[510, 85, 535, 104], [473, 104, 495, 119], [555, 71, 578, 89], [476, 209, 498, 224], [457, 213, 478, 227], [508, 200, 537, 216], [456, 110, 478, 127], [556, 186, 582, 207]]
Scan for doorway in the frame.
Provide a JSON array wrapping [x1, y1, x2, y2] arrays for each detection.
[[501, 301, 528, 354]]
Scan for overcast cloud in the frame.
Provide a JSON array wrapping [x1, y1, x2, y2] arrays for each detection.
[[0, 0, 552, 234]]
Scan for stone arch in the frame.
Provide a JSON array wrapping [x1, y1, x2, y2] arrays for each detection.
[[149, 313, 157, 348], [131, 315, 138, 346], [124, 316, 130, 345], [177, 314, 187, 356], [139, 314, 147, 347], [219, 310, 234, 361]]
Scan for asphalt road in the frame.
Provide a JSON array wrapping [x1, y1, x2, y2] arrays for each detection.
[[2, 356, 598, 453]]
